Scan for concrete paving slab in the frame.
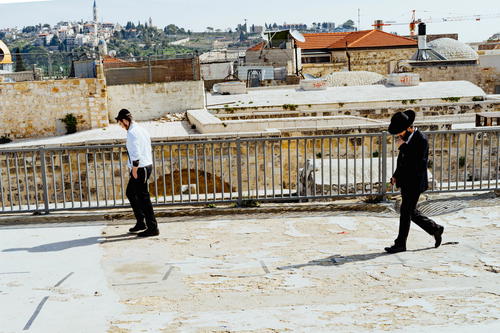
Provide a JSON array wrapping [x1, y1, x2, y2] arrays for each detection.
[[1, 203, 499, 332]]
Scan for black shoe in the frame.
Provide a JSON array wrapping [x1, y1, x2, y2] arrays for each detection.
[[434, 226, 444, 248], [137, 228, 160, 237], [128, 223, 146, 233], [384, 245, 406, 254]]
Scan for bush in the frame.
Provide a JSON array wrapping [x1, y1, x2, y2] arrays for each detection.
[[60, 113, 77, 134], [0, 135, 12, 144], [282, 104, 298, 111], [441, 97, 461, 103], [240, 199, 260, 208], [459, 156, 466, 168]]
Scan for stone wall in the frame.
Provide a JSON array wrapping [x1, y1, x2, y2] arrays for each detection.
[[107, 81, 206, 121], [410, 64, 500, 95], [302, 47, 416, 77], [0, 78, 108, 139]]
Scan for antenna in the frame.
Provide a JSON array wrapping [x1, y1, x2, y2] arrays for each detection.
[[358, 8, 361, 31]]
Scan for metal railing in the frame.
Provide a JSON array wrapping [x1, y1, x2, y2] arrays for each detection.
[[0, 128, 499, 214], [6, 52, 74, 80]]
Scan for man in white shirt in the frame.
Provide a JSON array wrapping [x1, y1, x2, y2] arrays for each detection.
[[115, 109, 159, 237]]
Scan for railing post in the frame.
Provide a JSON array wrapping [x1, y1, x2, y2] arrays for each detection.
[[381, 131, 388, 202], [236, 138, 243, 207], [47, 53, 53, 79], [147, 56, 152, 83], [39, 148, 50, 214]]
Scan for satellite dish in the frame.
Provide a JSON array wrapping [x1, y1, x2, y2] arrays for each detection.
[[290, 30, 306, 43]]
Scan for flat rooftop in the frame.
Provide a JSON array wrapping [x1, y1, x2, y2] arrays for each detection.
[[1, 194, 499, 332], [0, 121, 197, 149], [207, 81, 486, 108]]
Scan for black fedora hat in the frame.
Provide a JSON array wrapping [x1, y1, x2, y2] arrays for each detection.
[[115, 109, 132, 121], [388, 110, 416, 135]]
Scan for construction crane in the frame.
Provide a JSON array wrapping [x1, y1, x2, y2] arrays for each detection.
[[373, 10, 500, 36]]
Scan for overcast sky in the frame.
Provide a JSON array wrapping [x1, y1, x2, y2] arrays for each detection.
[[0, 0, 499, 42]]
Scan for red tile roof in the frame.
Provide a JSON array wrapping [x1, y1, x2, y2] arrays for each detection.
[[247, 41, 265, 51], [297, 30, 417, 50], [102, 56, 126, 64], [295, 32, 351, 50]]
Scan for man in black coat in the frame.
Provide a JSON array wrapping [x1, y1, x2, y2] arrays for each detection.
[[385, 110, 444, 254]]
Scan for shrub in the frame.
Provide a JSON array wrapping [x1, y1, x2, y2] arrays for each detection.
[[282, 104, 298, 111], [60, 113, 77, 134], [459, 156, 466, 168], [441, 97, 461, 103], [0, 135, 12, 144], [240, 199, 260, 208]]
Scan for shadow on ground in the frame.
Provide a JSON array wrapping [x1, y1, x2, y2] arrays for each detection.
[[277, 247, 436, 270], [2, 233, 140, 253]]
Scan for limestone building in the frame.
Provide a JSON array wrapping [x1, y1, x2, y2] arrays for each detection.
[[295, 30, 418, 77]]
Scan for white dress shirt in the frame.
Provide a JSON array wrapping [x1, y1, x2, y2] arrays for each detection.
[[405, 128, 417, 144], [126, 122, 153, 169]]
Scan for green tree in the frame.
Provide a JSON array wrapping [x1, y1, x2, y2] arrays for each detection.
[[342, 20, 355, 29], [164, 24, 179, 35], [50, 35, 60, 47], [13, 47, 26, 72], [22, 26, 37, 34]]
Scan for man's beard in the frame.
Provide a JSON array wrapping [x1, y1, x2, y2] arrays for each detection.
[[399, 130, 411, 141]]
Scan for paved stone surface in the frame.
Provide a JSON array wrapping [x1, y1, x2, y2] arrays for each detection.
[[1, 202, 499, 332]]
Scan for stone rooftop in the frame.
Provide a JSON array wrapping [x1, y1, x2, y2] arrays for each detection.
[[207, 81, 486, 109], [1, 193, 499, 332]]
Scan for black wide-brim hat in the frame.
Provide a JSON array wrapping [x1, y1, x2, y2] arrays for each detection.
[[115, 109, 131, 121], [388, 110, 416, 134]]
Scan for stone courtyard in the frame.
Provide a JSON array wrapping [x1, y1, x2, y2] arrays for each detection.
[[1, 193, 499, 332]]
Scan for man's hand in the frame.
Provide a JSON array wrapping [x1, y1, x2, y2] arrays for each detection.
[[396, 137, 405, 147], [390, 177, 396, 186], [132, 167, 138, 179]]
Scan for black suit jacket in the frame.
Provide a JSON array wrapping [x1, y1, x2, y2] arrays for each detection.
[[392, 130, 429, 194]]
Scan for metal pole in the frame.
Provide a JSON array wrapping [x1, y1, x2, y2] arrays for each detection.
[[236, 139, 243, 206], [381, 131, 388, 201], [147, 55, 152, 83], [48, 53, 52, 79], [39, 148, 50, 214]]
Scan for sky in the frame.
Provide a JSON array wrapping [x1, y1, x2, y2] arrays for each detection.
[[0, 0, 499, 42]]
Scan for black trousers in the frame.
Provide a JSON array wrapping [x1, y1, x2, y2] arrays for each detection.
[[126, 165, 158, 231], [395, 187, 441, 247]]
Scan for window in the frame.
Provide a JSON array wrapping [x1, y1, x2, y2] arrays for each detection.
[[302, 56, 331, 64]]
